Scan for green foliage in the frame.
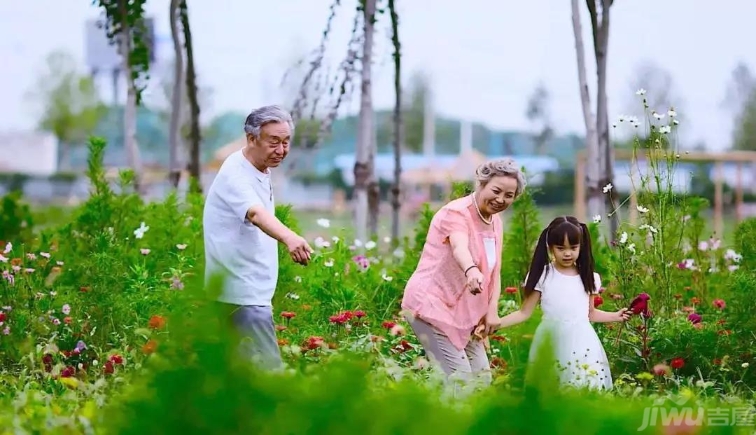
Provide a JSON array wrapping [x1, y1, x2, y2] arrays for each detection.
[[94, 0, 152, 103], [1, 125, 755, 432], [30, 50, 106, 149], [734, 217, 756, 269], [500, 185, 541, 288], [0, 190, 34, 244]]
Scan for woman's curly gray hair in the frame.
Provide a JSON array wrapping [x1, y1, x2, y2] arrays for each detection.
[[475, 158, 527, 196]]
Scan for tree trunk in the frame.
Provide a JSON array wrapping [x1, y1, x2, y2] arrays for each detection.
[[118, 0, 144, 195], [593, 0, 618, 235], [168, 0, 184, 188], [180, 0, 202, 193], [571, 0, 603, 220], [366, 1, 380, 238], [354, 0, 377, 246], [388, 0, 402, 245]]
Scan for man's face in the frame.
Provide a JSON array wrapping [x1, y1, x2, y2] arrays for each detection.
[[248, 121, 291, 169]]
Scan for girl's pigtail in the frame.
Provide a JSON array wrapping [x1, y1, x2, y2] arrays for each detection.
[[578, 223, 597, 294], [523, 227, 550, 294]]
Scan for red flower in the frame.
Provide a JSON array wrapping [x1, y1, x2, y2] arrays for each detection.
[[354, 310, 366, 318], [628, 293, 651, 317], [381, 321, 396, 329], [593, 295, 603, 308], [304, 336, 325, 350], [64, 316, 72, 324], [148, 315, 166, 330], [281, 311, 296, 319], [142, 340, 158, 354], [504, 287, 518, 294], [109, 354, 124, 365], [61, 366, 75, 378], [329, 312, 349, 324], [690, 297, 700, 305], [0, 312, 5, 322], [104, 361, 115, 375], [687, 313, 702, 324], [670, 357, 685, 369], [712, 299, 726, 310]]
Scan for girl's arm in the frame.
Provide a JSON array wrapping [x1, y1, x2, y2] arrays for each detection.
[[588, 295, 630, 323], [496, 290, 541, 329]]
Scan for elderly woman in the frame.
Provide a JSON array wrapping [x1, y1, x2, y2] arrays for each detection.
[[401, 158, 526, 386]]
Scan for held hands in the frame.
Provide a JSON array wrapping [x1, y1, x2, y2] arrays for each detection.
[[284, 233, 314, 266], [465, 266, 484, 295], [473, 312, 501, 340]]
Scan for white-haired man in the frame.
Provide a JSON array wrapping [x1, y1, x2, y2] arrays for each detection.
[[203, 105, 312, 369]]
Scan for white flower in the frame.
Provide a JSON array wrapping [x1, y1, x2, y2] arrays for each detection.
[[133, 222, 149, 239], [316, 218, 330, 228], [382, 273, 393, 282], [636, 205, 649, 214], [294, 276, 302, 283], [354, 239, 363, 247], [286, 292, 300, 300], [332, 236, 340, 243], [639, 224, 658, 234], [659, 125, 671, 134], [314, 237, 330, 249], [636, 88, 646, 96], [673, 119, 679, 125], [324, 258, 334, 267], [602, 183, 613, 194], [383, 236, 391, 244], [652, 111, 665, 120], [619, 232, 628, 244], [724, 249, 742, 263], [667, 109, 677, 118], [742, 362, 749, 369], [3, 242, 11, 254], [627, 243, 636, 254], [592, 215, 602, 223], [365, 241, 377, 250]]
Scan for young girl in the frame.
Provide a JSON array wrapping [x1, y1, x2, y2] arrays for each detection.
[[482, 216, 629, 390]]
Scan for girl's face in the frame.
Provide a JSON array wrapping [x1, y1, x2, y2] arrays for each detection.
[[550, 235, 581, 268]]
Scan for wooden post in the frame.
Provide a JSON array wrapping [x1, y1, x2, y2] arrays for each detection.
[[736, 162, 744, 223], [714, 161, 724, 237], [574, 152, 586, 222]]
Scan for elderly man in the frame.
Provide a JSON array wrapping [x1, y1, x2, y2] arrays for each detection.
[[203, 105, 312, 369]]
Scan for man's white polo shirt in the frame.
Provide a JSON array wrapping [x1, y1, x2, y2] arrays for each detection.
[[203, 149, 279, 306]]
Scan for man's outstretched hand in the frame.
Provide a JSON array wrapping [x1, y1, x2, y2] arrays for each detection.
[[284, 234, 313, 265]]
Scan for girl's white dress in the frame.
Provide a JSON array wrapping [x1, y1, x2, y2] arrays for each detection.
[[527, 264, 613, 390]]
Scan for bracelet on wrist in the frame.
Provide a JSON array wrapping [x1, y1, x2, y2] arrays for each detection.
[[464, 265, 478, 276]]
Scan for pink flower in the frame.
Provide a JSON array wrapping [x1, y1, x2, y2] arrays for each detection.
[[712, 299, 726, 310], [687, 313, 702, 324]]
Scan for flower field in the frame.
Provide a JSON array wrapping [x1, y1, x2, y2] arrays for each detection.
[[2, 118, 756, 434]]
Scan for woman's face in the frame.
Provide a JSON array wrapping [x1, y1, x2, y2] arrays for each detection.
[[478, 175, 518, 215]]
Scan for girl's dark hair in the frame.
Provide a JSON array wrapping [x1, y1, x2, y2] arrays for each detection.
[[523, 216, 596, 295]]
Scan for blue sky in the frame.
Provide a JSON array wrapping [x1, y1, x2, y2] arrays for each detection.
[[1, 0, 754, 151]]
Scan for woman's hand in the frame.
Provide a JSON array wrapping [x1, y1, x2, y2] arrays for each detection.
[[466, 266, 484, 295]]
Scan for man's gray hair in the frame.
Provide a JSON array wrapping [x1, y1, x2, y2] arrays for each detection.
[[475, 158, 527, 196], [243, 105, 295, 139]]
